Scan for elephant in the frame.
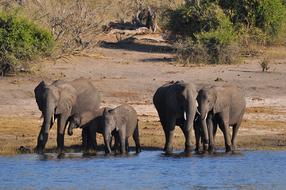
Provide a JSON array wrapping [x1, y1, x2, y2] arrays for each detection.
[[153, 80, 207, 154], [103, 104, 141, 155], [34, 78, 101, 154], [196, 84, 246, 152], [67, 107, 113, 152]]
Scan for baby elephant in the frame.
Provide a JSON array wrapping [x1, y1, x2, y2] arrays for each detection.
[[103, 104, 141, 154], [68, 107, 112, 152]]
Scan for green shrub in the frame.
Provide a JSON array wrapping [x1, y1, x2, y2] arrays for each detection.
[[163, 2, 226, 40], [164, 0, 286, 64], [0, 12, 54, 76], [256, 0, 286, 40], [219, 0, 286, 42], [166, 1, 238, 64]]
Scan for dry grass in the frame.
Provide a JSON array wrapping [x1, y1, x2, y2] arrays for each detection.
[[264, 46, 286, 60], [0, 117, 82, 155], [246, 106, 286, 115], [0, 111, 285, 155]]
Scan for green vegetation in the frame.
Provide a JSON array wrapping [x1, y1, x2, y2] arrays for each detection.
[[0, 0, 285, 72], [0, 12, 54, 75], [163, 0, 286, 64]]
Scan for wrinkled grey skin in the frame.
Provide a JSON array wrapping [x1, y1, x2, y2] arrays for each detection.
[[153, 81, 203, 154], [34, 78, 101, 154], [197, 84, 246, 152], [67, 107, 113, 152], [103, 104, 141, 154]]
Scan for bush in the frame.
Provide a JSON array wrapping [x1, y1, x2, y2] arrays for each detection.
[[164, 0, 286, 64], [175, 37, 240, 65], [175, 39, 209, 65], [219, 0, 286, 42], [163, 2, 225, 39], [166, 1, 238, 64], [0, 12, 54, 75]]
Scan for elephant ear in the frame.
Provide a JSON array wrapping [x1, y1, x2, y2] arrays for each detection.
[[34, 81, 46, 112], [213, 87, 226, 113], [55, 88, 76, 115]]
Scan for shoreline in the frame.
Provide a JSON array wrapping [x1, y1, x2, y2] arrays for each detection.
[[0, 113, 285, 155]]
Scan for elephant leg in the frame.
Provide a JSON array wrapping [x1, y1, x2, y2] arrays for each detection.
[[118, 130, 126, 154], [231, 122, 241, 151], [163, 128, 175, 154], [179, 125, 192, 153], [36, 127, 49, 154], [113, 132, 120, 154], [207, 117, 216, 152], [82, 128, 88, 152], [220, 119, 231, 152], [133, 125, 141, 153], [213, 121, 218, 144], [89, 131, 97, 152], [193, 118, 201, 152], [57, 114, 69, 154], [125, 139, 129, 153]]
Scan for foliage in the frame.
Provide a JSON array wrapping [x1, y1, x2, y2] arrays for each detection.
[[164, 0, 286, 64], [165, 1, 238, 64], [175, 37, 240, 65], [0, 11, 54, 75], [175, 38, 208, 65], [218, 0, 286, 42]]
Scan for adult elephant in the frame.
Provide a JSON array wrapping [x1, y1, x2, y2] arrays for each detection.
[[153, 81, 206, 154], [196, 84, 246, 152], [34, 78, 101, 154]]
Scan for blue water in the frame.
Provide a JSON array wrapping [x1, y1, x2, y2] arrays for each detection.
[[0, 151, 285, 190]]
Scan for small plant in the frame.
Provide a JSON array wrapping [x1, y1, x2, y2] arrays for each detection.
[[260, 58, 270, 72]]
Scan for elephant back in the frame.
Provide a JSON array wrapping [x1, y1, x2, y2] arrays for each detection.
[[69, 79, 101, 115]]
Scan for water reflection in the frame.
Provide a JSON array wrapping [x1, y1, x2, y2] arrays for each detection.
[[0, 150, 285, 190]]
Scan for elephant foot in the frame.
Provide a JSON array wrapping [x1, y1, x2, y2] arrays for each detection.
[[231, 145, 237, 152], [105, 150, 112, 155], [35, 146, 44, 154], [56, 147, 65, 155], [121, 151, 127, 155], [163, 146, 173, 155], [203, 144, 208, 152], [57, 152, 65, 159], [136, 147, 141, 154], [208, 145, 215, 154], [225, 145, 232, 153], [184, 145, 192, 154]]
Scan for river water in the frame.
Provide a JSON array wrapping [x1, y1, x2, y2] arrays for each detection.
[[0, 150, 285, 190]]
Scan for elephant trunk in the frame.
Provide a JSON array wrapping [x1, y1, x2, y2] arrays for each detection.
[[36, 105, 55, 153], [199, 105, 209, 145], [201, 117, 209, 145], [67, 122, 75, 136], [104, 132, 112, 154], [185, 99, 196, 131]]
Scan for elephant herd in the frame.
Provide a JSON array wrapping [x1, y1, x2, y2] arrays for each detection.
[[34, 78, 246, 155]]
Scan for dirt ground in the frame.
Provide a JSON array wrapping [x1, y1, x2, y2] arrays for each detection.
[[0, 35, 286, 155]]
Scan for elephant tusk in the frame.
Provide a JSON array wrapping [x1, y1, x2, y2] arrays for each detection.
[[184, 111, 187, 120], [50, 115, 55, 128], [196, 109, 201, 115], [203, 114, 207, 120]]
